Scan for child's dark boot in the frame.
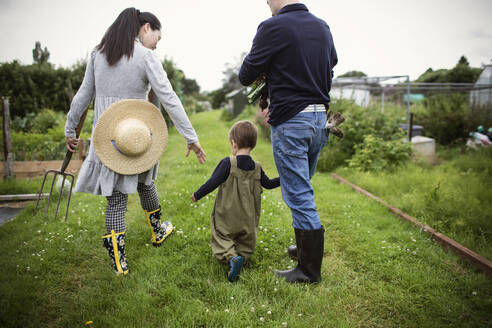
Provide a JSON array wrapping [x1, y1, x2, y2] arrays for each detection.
[[228, 255, 244, 282]]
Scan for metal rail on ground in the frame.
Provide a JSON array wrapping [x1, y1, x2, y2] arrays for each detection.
[[331, 173, 492, 277]]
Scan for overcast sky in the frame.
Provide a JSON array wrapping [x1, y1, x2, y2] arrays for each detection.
[[0, 0, 491, 91]]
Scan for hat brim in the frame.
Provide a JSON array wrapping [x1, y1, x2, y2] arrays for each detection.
[[93, 99, 168, 175]]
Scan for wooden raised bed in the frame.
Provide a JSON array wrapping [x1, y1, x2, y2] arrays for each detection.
[[0, 160, 83, 178]]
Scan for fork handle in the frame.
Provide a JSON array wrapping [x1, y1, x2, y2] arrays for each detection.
[[61, 109, 88, 173]]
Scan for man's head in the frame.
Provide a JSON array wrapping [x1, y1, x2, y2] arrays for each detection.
[[229, 120, 258, 154], [266, 0, 300, 16]]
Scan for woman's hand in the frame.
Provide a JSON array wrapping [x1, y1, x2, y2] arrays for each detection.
[[186, 141, 206, 164], [66, 137, 80, 152]]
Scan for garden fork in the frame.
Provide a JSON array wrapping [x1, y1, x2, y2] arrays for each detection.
[[35, 109, 88, 222]]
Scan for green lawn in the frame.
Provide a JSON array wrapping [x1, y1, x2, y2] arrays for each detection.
[[0, 110, 490, 327]]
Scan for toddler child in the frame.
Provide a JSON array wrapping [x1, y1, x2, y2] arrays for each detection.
[[191, 120, 280, 282]]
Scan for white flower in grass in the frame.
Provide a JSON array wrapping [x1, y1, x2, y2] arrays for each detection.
[[205, 309, 209, 313], [298, 313, 303, 317], [197, 227, 201, 231], [412, 251, 417, 255], [282, 322, 288, 327], [267, 311, 272, 315], [259, 317, 265, 322], [265, 248, 269, 251], [224, 309, 229, 313], [274, 288, 278, 292], [472, 291, 477, 296], [251, 307, 255, 312], [230, 296, 234, 300], [381, 240, 386, 244], [261, 304, 266, 308]]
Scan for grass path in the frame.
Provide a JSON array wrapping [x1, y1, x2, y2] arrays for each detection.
[[0, 110, 491, 327]]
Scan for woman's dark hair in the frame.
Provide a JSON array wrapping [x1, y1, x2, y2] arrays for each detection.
[[97, 7, 161, 66]]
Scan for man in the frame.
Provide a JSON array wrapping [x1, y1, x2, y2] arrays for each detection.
[[239, 0, 337, 283]]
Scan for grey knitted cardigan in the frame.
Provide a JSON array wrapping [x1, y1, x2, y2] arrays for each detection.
[[65, 43, 198, 196]]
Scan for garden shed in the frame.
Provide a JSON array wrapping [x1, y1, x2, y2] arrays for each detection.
[[225, 87, 248, 118], [470, 64, 492, 107]]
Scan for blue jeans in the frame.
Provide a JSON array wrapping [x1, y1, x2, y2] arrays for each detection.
[[271, 110, 329, 230]]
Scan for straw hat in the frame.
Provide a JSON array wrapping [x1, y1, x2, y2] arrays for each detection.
[[93, 99, 168, 175]]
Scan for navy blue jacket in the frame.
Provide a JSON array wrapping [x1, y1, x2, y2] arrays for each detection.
[[239, 3, 338, 126]]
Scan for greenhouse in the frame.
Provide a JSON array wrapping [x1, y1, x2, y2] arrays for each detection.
[[470, 64, 492, 106]]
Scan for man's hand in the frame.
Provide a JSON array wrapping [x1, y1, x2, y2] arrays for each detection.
[[259, 107, 270, 126], [186, 142, 207, 164], [191, 193, 197, 202], [66, 137, 79, 152]]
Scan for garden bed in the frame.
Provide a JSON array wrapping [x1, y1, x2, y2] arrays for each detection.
[[0, 160, 83, 178]]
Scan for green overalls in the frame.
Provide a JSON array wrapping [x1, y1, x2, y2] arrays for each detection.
[[211, 156, 262, 263]]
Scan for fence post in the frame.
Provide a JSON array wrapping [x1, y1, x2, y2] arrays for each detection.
[[2, 97, 15, 179]]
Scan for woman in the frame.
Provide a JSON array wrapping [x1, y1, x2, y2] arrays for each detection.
[[64, 7, 206, 275]]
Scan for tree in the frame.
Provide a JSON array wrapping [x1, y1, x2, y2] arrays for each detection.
[[337, 70, 367, 78], [32, 41, 50, 65], [458, 55, 469, 66], [417, 56, 482, 83], [182, 77, 200, 95]]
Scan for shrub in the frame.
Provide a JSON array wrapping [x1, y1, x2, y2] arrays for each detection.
[[414, 94, 468, 145], [347, 134, 412, 171], [31, 108, 65, 133], [317, 99, 406, 172], [0, 61, 85, 117], [182, 95, 207, 114], [11, 112, 36, 132]]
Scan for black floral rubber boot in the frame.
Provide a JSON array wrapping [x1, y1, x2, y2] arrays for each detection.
[[145, 208, 174, 246], [102, 230, 129, 275]]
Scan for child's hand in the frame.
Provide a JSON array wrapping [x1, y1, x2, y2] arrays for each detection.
[[191, 193, 197, 202]]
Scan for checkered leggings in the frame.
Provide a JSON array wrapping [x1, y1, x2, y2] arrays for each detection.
[[105, 182, 161, 233]]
